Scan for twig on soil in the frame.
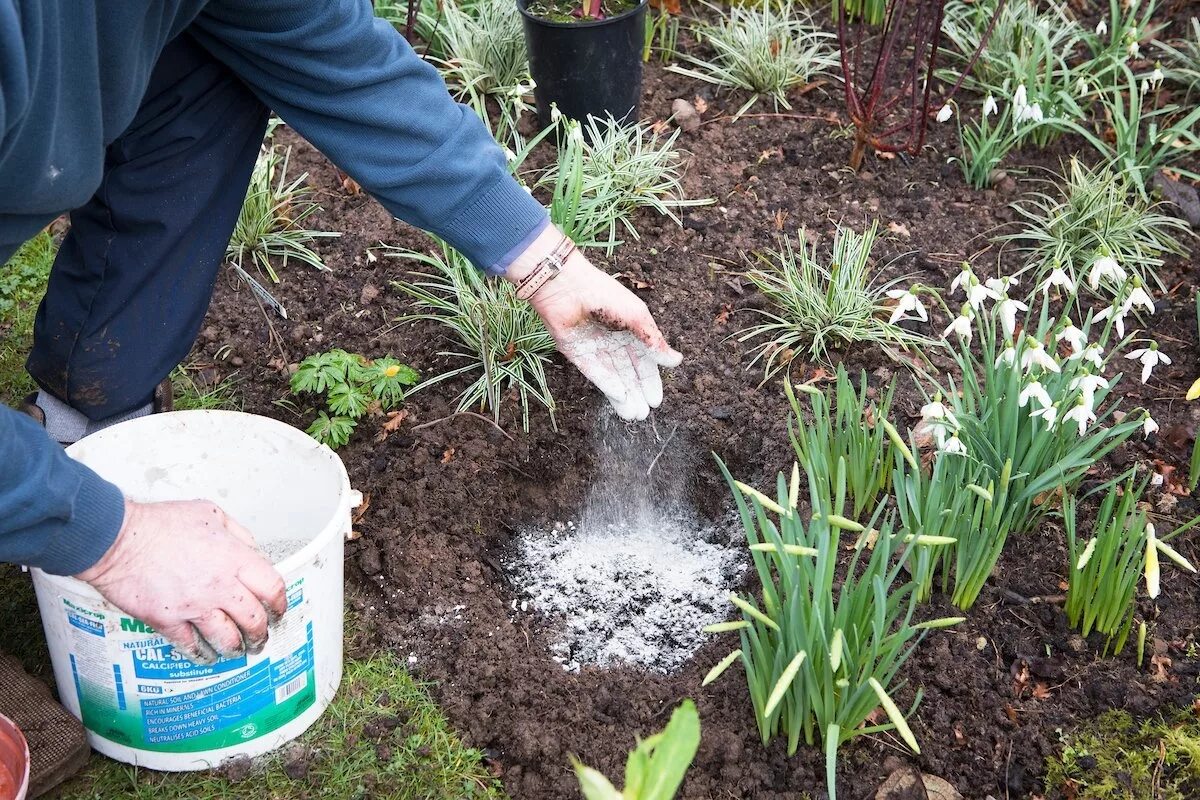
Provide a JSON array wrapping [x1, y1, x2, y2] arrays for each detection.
[[411, 411, 514, 441], [647, 424, 680, 478]]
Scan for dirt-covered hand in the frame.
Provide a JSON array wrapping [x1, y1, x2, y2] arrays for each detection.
[[507, 226, 682, 421], [75, 499, 288, 665]]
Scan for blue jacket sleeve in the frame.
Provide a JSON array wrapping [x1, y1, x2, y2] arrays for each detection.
[[0, 408, 126, 575], [190, 0, 550, 275]]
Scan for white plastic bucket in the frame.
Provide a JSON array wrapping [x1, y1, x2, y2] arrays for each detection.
[[31, 410, 351, 771]]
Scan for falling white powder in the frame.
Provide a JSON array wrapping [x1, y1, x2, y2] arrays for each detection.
[[508, 513, 743, 672]]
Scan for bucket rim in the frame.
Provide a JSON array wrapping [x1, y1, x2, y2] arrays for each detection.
[[41, 409, 352, 588], [0, 713, 30, 800], [518, 0, 646, 30]]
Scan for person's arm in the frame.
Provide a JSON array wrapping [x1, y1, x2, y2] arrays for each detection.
[[189, 0, 548, 276]]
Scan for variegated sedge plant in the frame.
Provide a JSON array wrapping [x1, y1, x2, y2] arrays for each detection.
[[914, 270, 1149, 609], [785, 367, 896, 522], [703, 457, 961, 800], [1064, 473, 1198, 654]]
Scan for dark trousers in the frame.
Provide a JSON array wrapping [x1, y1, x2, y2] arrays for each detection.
[[27, 33, 269, 420]]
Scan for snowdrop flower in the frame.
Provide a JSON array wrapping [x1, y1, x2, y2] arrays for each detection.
[[996, 346, 1017, 368], [1031, 402, 1059, 429], [983, 94, 998, 117], [1013, 83, 1028, 109], [1128, 38, 1140, 58], [1070, 372, 1110, 408], [943, 306, 975, 342], [940, 433, 968, 456], [1145, 523, 1160, 599], [1150, 63, 1164, 89], [1088, 253, 1126, 290], [1056, 319, 1087, 354], [1094, 302, 1128, 338], [1126, 342, 1170, 383], [1019, 380, 1053, 410], [985, 275, 1017, 294], [1095, 19, 1108, 36], [1143, 413, 1159, 439], [1039, 265, 1076, 296], [936, 104, 954, 123], [950, 262, 975, 295], [1077, 77, 1089, 97], [920, 393, 959, 429], [1021, 338, 1061, 374], [1122, 280, 1155, 315], [886, 289, 928, 324], [966, 279, 1001, 311], [1015, 102, 1044, 125], [997, 294, 1029, 339], [1063, 396, 1097, 436], [1141, 78, 1151, 96], [1069, 342, 1105, 369]]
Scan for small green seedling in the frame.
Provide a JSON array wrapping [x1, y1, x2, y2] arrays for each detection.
[[291, 349, 417, 448], [571, 700, 700, 800]]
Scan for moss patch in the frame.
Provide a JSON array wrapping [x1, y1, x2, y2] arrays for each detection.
[[1045, 707, 1200, 799]]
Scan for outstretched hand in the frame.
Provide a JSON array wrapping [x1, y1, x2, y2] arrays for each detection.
[[508, 226, 683, 420], [76, 499, 288, 665]]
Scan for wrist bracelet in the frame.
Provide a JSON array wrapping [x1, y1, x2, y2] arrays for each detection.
[[515, 235, 575, 301]]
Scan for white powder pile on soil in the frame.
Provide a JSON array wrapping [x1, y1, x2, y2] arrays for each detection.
[[508, 514, 743, 672], [506, 412, 744, 673]]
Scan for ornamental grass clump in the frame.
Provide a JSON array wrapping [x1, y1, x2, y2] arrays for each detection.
[[704, 459, 961, 800], [1156, 18, 1200, 97], [666, 2, 836, 117], [786, 369, 895, 521], [1003, 159, 1191, 300], [737, 222, 934, 376], [1064, 475, 1197, 654]]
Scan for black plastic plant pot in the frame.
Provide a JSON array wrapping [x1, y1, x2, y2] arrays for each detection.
[[518, 0, 647, 128]]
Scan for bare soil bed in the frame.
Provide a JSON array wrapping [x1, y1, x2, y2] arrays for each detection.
[[189, 54, 1200, 799]]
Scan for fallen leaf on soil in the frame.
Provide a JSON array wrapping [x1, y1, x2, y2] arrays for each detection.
[[1003, 703, 1020, 725], [1152, 459, 1190, 495], [864, 707, 885, 726], [345, 529, 362, 542], [921, 774, 963, 800], [375, 410, 409, 443], [874, 150, 897, 160], [650, 0, 681, 13], [806, 367, 835, 385], [1192, 697, 1200, 717], [714, 304, 732, 325], [1033, 486, 1064, 508], [338, 171, 361, 195], [886, 221, 912, 238], [1151, 653, 1172, 682], [441, 447, 455, 464], [351, 492, 372, 523], [615, 271, 654, 290], [650, 119, 671, 136], [774, 208, 788, 231], [1032, 682, 1052, 700], [693, 95, 708, 114], [268, 357, 289, 373], [952, 723, 965, 744], [670, 99, 700, 132], [1010, 658, 1031, 698]]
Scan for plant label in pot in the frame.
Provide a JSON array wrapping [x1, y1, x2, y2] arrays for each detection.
[[518, 0, 647, 127]]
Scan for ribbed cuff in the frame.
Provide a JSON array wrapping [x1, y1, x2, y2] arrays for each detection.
[[37, 464, 126, 576], [441, 176, 550, 276]]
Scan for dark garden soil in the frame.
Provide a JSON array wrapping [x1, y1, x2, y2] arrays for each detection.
[[188, 47, 1200, 800]]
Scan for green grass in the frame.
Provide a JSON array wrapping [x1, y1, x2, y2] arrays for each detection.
[[1046, 707, 1200, 799], [0, 231, 55, 404], [171, 362, 243, 411]]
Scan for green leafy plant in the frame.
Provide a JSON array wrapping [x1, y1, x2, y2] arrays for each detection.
[[571, 700, 700, 800], [666, 2, 836, 117], [1156, 17, 1200, 97], [786, 371, 895, 521], [1045, 63, 1200, 196], [1002, 159, 1191, 299], [643, 7, 681, 64], [413, 0, 532, 148], [704, 460, 960, 800], [736, 222, 935, 375], [226, 146, 340, 284], [389, 242, 558, 432], [290, 349, 418, 448], [1080, 0, 1160, 67]]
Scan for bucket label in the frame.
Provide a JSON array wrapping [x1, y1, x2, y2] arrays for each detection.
[[60, 580, 316, 753]]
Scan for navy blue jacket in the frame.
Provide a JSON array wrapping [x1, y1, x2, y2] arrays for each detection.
[[1, 0, 548, 574]]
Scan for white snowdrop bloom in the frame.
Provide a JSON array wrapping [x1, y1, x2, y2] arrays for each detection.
[[1068, 342, 1105, 369], [1070, 373, 1110, 407], [1126, 344, 1171, 383], [886, 289, 928, 324], [920, 395, 958, 429], [1077, 77, 1089, 97], [1015, 102, 1044, 124], [1019, 380, 1053, 410], [1063, 398, 1097, 436], [985, 275, 1017, 294], [997, 295, 1028, 339], [936, 104, 953, 123], [1129, 39, 1140, 58], [1095, 19, 1108, 36], [1094, 303, 1128, 338], [941, 434, 968, 456], [983, 94, 998, 116], [1056, 321, 1087, 354], [1031, 403, 1059, 429], [1143, 413, 1159, 438], [1122, 283, 1155, 315], [1141, 77, 1151, 96], [996, 346, 1017, 368], [943, 307, 975, 342], [1088, 254, 1125, 290], [966, 280, 1001, 311], [1040, 266, 1076, 296], [1013, 83, 1028, 109], [950, 263, 974, 295], [1021, 338, 1062, 374], [1151, 64, 1164, 88]]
